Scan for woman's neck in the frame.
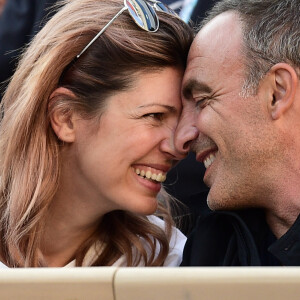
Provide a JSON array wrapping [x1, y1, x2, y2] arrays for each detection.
[[41, 191, 102, 267]]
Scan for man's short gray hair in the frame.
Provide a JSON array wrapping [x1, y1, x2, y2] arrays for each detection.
[[201, 0, 300, 96]]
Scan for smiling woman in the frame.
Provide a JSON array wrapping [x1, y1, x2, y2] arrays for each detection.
[[0, 0, 193, 267]]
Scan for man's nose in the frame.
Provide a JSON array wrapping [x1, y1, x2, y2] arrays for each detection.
[[174, 108, 199, 155]]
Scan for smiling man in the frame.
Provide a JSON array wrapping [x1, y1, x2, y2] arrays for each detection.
[[175, 0, 300, 266]]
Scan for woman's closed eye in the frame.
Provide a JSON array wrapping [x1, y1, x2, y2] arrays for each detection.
[[143, 112, 165, 122]]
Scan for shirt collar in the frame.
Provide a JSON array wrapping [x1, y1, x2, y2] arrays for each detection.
[[268, 214, 300, 266]]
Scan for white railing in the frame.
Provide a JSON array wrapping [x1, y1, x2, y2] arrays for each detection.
[[0, 267, 299, 300]]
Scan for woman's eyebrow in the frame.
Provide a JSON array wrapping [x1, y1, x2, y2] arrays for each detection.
[[137, 103, 177, 113]]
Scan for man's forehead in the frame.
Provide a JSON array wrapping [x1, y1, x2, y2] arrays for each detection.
[[183, 12, 245, 96], [188, 11, 243, 63], [184, 11, 244, 83]]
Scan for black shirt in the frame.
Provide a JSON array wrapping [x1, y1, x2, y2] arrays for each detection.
[[180, 195, 300, 266]]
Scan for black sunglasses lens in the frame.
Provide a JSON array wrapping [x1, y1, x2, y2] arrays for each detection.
[[125, 0, 159, 32]]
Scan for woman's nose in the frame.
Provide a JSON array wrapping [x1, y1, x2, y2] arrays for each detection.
[[159, 129, 187, 161]]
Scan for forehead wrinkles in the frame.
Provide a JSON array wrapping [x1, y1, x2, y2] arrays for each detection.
[[183, 54, 210, 86]]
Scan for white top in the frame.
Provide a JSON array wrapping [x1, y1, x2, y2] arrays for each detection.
[[0, 215, 186, 268]]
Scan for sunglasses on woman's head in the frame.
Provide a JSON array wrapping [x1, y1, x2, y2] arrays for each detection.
[[77, 0, 176, 59]]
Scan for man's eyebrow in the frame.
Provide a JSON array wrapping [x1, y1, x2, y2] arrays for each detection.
[[182, 79, 212, 100], [137, 103, 177, 113]]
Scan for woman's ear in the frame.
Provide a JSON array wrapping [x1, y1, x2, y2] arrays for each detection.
[[268, 63, 298, 120], [49, 87, 76, 143]]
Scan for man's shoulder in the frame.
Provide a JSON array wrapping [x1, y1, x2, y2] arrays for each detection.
[[181, 205, 275, 266]]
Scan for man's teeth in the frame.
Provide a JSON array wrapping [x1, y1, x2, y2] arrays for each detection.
[[135, 169, 166, 183], [203, 153, 216, 169]]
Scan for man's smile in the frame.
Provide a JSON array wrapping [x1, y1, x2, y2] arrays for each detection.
[[203, 152, 217, 169]]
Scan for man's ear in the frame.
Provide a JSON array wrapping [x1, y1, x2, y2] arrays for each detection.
[[268, 63, 298, 120], [49, 87, 77, 143]]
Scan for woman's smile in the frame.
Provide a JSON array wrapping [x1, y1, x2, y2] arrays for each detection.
[[132, 165, 169, 193]]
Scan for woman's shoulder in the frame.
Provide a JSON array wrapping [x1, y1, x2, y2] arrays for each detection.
[[73, 215, 187, 267], [0, 260, 8, 268], [147, 215, 187, 266]]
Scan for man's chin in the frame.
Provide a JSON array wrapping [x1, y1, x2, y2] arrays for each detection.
[[206, 192, 220, 210], [207, 191, 233, 211], [207, 190, 252, 211]]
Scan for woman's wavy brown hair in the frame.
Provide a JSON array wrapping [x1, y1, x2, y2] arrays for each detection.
[[0, 0, 193, 267]]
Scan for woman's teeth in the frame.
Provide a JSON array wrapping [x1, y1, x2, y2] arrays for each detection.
[[203, 153, 216, 169], [135, 168, 166, 183]]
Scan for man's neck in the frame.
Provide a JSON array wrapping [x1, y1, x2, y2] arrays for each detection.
[[266, 207, 300, 239]]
